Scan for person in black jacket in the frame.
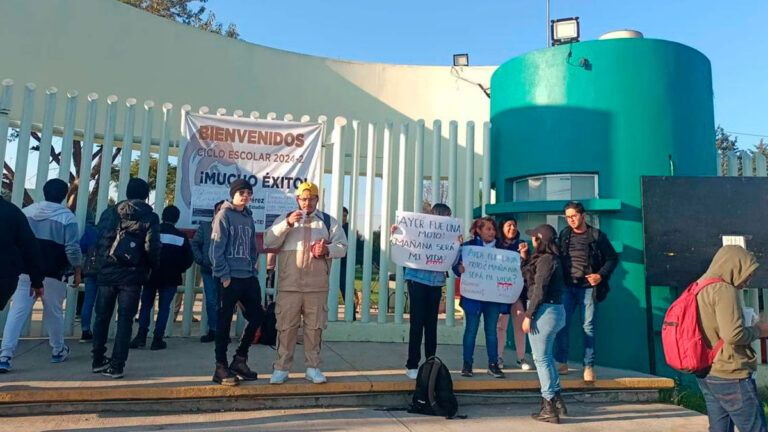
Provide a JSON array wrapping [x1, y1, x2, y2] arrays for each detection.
[[131, 205, 193, 351], [522, 224, 566, 424], [0, 196, 43, 311], [91, 178, 161, 379], [554, 201, 618, 383]]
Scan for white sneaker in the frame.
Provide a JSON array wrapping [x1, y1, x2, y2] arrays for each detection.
[[269, 369, 289, 385], [406, 369, 418, 380], [305, 367, 327, 384], [498, 357, 505, 369], [517, 358, 534, 371]]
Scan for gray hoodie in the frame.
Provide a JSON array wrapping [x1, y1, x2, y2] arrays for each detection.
[[23, 201, 82, 279], [209, 201, 258, 281]]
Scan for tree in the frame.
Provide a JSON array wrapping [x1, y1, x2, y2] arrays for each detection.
[[118, 0, 239, 38], [715, 126, 739, 176], [109, 156, 178, 206]]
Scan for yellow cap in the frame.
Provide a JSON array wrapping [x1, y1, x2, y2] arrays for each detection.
[[295, 181, 319, 196]]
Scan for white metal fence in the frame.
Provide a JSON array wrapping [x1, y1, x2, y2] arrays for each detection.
[[0, 78, 492, 339]]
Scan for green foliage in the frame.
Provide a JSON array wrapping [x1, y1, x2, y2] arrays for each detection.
[[118, 0, 239, 38], [110, 157, 177, 205]]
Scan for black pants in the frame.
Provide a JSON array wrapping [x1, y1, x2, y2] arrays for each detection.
[[215, 277, 264, 364], [0, 276, 19, 311], [92, 284, 141, 370], [406, 281, 443, 369]]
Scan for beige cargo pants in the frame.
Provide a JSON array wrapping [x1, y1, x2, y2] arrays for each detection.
[[273, 290, 328, 370]]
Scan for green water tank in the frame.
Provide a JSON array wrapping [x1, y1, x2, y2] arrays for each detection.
[[489, 37, 715, 373]]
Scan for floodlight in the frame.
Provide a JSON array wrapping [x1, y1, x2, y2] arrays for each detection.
[[453, 53, 469, 67], [551, 17, 580, 46]]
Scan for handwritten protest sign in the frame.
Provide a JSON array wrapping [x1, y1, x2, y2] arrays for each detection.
[[390, 211, 462, 272], [459, 246, 523, 304]]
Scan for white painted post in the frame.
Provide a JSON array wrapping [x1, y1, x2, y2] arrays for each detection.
[[0, 80, 15, 180], [328, 116, 347, 321], [216, 108, 227, 117], [96, 95, 118, 218], [464, 122, 476, 227], [413, 120, 425, 211], [742, 153, 754, 177], [361, 122, 377, 323], [75, 93, 99, 235], [154, 103, 173, 209], [117, 98, 137, 200], [59, 92, 79, 183], [316, 115, 329, 209], [482, 122, 491, 216], [377, 122, 393, 323], [445, 121, 459, 327], [11, 83, 36, 206], [431, 120, 442, 205], [138, 101, 155, 180], [756, 153, 767, 177], [727, 152, 739, 177], [176, 105, 191, 205], [394, 123, 409, 324], [344, 121, 362, 322], [34, 87, 57, 202]]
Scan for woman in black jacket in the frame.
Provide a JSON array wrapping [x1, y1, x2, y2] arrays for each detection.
[[522, 224, 567, 424]]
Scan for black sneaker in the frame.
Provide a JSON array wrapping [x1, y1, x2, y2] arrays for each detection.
[[200, 330, 216, 343], [92, 357, 111, 373], [129, 332, 147, 349], [213, 363, 240, 386], [461, 362, 473, 377], [79, 330, 93, 343], [101, 365, 124, 379], [229, 355, 258, 381], [150, 337, 167, 351], [487, 363, 505, 378]]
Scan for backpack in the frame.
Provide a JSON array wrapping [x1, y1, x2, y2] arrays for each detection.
[[408, 356, 459, 418], [108, 221, 147, 266], [253, 301, 277, 346], [661, 277, 725, 373]]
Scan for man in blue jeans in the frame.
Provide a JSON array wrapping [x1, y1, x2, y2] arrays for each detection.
[[91, 178, 161, 379], [554, 201, 617, 382], [695, 245, 768, 432], [131, 205, 193, 351], [192, 200, 224, 343]]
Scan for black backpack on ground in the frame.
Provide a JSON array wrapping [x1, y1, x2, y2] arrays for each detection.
[[254, 301, 277, 346], [408, 356, 459, 418]]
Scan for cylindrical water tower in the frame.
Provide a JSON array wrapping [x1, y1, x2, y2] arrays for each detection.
[[488, 36, 715, 373]]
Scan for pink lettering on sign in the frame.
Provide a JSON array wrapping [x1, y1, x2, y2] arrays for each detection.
[[497, 282, 514, 289], [426, 259, 442, 265]]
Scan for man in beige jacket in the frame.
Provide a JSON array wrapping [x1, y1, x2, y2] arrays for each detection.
[[696, 245, 768, 432], [264, 182, 347, 384]]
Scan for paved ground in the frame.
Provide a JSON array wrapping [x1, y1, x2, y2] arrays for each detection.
[[3, 403, 707, 431]]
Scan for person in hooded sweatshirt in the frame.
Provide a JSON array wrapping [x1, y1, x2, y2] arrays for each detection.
[[0, 179, 82, 373], [130, 205, 193, 351], [695, 245, 768, 432], [0, 196, 43, 312], [91, 177, 161, 379], [209, 179, 265, 386]]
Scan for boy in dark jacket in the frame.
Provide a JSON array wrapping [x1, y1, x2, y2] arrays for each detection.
[[131, 205, 193, 351], [0, 196, 43, 311], [192, 200, 224, 343], [91, 178, 161, 379]]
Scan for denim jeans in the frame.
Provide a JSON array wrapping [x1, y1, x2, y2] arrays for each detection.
[[92, 284, 141, 370], [528, 303, 566, 400], [697, 376, 768, 432], [137, 284, 177, 338], [406, 281, 443, 369], [462, 302, 503, 365], [80, 277, 98, 332], [554, 286, 595, 366], [201, 272, 218, 332]]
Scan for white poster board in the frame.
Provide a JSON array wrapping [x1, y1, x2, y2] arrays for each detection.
[[459, 245, 523, 304], [178, 113, 323, 230], [390, 211, 463, 272]]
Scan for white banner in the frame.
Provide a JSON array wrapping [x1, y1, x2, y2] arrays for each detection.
[[390, 211, 462, 272], [459, 246, 523, 304], [178, 113, 323, 231]]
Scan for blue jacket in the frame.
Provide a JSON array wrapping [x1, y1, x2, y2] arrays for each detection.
[[453, 236, 513, 315]]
